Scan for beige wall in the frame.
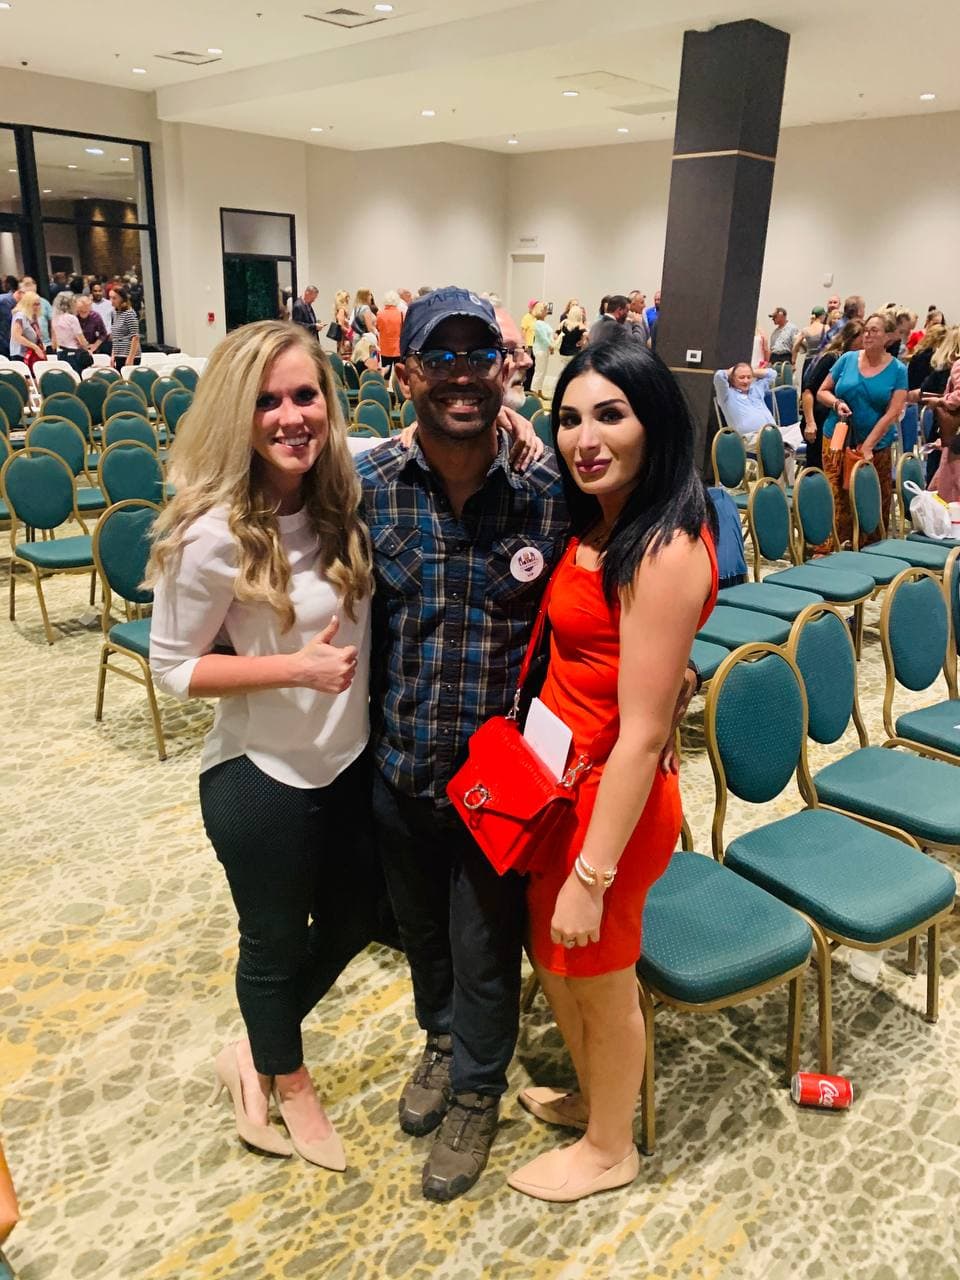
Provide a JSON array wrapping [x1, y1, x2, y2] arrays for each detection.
[[305, 143, 508, 324], [504, 113, 960, 335], [1, 64, 957, 360]]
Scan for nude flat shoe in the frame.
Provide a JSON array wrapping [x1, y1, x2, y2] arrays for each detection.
[[273, 1088, 347, 1172], [518, 1086, 589, 1132], [507, 1145, 640, 1202], [209, 1043, 293, 1158]]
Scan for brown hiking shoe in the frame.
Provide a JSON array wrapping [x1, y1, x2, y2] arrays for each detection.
[[398, 1033, 453, 1136], [421, 1092, 499, 1202]]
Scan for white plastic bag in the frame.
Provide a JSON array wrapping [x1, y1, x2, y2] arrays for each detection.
[[904, 481, 953, 539]]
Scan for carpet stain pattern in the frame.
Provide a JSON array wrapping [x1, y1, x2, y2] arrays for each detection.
[[1, 562, 958, 1280]]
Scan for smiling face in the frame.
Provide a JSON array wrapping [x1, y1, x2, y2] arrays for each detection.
[[861, 315, 889, 356], [92, 284, 104, 302], [251, 345, 329, 506], [396, 315, 505, 441], [556, 370, 647, 510]]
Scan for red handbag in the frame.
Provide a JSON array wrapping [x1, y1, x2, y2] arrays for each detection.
[[446, 565, 617, 875]]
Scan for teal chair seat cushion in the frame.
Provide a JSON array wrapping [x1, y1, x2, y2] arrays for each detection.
[[638, 851, 811, 1003], [863, 540, 951, 572], [696, 605, 791, 649], [690, 638, 730, 682], [15, 535, 93, 569], [908, 532, 960, 550], [76, 486, 107, 512], [724, 808, 956, 944], [815, 549, 911, 586], [895, 702, 960, 758], [718, 582, 823, 620], [764, 565, 873, 602], [813, 745, 960, 848], [733, 492, 749, 510], [108, 617, 151, 659]]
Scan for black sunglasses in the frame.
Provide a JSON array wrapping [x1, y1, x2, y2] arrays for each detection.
[[408, 347, 506, 378]]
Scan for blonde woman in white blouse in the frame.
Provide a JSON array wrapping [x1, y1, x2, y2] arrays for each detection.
[[147, 321, 374, 1170]]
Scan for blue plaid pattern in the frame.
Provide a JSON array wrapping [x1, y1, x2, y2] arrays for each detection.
[[357, 432, 567, 800]]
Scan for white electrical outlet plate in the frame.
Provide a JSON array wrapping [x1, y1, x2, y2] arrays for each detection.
[[686, 349, 702, 364]]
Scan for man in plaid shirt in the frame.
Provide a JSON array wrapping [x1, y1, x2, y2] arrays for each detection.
[[357, 288, 566, 1201]]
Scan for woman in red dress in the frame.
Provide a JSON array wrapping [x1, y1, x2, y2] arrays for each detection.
[[508, 336, 718, 1202]]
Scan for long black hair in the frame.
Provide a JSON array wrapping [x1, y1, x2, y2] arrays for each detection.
[[551, 333, 717, 605]]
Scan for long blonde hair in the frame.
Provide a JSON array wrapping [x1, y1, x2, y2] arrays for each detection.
[[931, 325, 960, 371], [145, 321, 371, 628]]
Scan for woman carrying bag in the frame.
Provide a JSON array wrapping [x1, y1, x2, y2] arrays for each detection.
[[506, 337, 718, 1202]]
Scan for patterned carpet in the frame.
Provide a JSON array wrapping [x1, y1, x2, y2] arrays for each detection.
[[1, 548, 959, 1280]]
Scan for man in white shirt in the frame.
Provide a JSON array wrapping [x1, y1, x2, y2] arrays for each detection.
[[90, 282, 114, 331], [768, 307, 800, 364]]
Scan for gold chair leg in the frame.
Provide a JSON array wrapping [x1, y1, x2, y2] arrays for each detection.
[[89, 568, 96, 607], [786, 969, 805, 1081], [8, 560, 15, 621], [906, 935, 920, 976], [810, 922, 833, 1074], [30, 566, 55, 645], [142, 665, 167, 762], [854, 603, 864, 660], [95, 644, 110, 721], [926, 922, 940, 1024], [520, 972, 539, 1015], [637, 980, 656, 1156]]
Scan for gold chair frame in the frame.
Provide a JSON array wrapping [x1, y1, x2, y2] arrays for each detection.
[[708, 634, 952, 1073], [1, 446, 94, 645], [102, 411, 160, 455], [96, 440, 166, 507], [92, 499, 166, 761], [26, 416, 102, 505], [710, 427, 751, 511], [945, 547, 960, 700], [850, 458, 946, 580], [894, 453, 926, 537], [879, 563, 960, 765]]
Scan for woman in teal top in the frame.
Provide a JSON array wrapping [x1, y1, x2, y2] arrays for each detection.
[[817, 312, 908, 543]]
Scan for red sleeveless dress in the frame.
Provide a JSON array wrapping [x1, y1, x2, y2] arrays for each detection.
[[527, 528, 718, 977]]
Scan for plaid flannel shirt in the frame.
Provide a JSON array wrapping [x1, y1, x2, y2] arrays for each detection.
[[357, 431, 567, 801]]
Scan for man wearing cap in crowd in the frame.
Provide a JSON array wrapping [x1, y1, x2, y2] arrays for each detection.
[[768, 306, 800, 364], [356, 288, 566, 1202]]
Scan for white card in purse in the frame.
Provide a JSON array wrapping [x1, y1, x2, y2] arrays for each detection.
[[523, 697, 573, 782]]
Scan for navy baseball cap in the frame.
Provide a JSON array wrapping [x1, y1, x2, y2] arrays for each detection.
[[399, 286, 501, 357]]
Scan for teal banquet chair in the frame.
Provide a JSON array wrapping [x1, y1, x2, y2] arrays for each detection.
[[76, 376, 109, 434], [151, 375, 181, 413], [103, 414, 159, 452], [127, 366, 158, 401], [171, 365, 200, 391], [91, 367, 122, 385], [38, 366, 78, 398], [354, 400, 391, 437], [105, 386, 149, 420], [97, 441, 165, 506], [849, 459, 952, 573], [1, 447, 95, 644], [358, 380, 392, 417], [25, 417, 105, 515], [161, 388, 193, 437], [879, 564, 959, 764], [0, 380, 26, 431], [0, 366, 30, 409], [399, 398, 417, 430], [707, 639, 956, 1071], [788, 603, 960, 857], [93, 499, 167, 760], [519, 393, 541, 421], [711, 428, 750, 513]]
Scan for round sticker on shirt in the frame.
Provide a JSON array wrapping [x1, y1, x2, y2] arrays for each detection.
[[510, 546, 545, 583]]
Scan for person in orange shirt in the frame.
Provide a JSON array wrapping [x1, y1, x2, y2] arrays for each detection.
[[376, 290, 404, 373]]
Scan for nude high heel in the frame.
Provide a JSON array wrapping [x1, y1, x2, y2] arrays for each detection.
[[210, 1043, 293, 1157], [272, 1086, 346, 1172]]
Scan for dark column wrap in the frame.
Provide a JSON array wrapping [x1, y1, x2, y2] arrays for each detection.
[[656, 19, 790, 473]]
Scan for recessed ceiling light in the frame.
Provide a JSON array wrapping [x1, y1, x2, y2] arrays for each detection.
[[85, 148, 104, 155], [420, 109, 436, 118], [617, 127, 629, 134], [919, 92, 936, 101], [374, 2, 394, 10], [7, 168, 15, 173], [207, 47, 223, 55], [42, 189, 51, 194], [310, 126, 324, 133], [67, 163, 78, 169], [132, 67, 147, 75], [119, 156, 131, 162], [561, 90, 579, 98], [507, 136, 519, 145]]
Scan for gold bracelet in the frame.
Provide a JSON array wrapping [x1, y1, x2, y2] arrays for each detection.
[[574, 853, 616, 890]]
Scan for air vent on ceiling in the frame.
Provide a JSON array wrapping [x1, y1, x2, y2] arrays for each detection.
[[155, 50, 222, 66], [304, 7, 387, 28], [614, 100, 678, 118]]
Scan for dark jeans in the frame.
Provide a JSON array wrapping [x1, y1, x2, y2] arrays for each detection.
[[372, 773, 526, 1097], [200, 751, 389, 1075]]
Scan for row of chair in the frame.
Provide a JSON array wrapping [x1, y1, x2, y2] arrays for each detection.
[[628, 561, 959, 1149]]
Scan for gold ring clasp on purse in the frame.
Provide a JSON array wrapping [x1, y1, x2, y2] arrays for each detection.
[[463, 784, 491, 811]]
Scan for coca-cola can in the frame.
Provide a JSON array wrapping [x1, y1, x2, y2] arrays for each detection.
[[790, 1071, 853, 1110]]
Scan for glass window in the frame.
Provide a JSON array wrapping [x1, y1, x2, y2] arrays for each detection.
[[0, 128, 20, 217], [33, 133, 150, 226]]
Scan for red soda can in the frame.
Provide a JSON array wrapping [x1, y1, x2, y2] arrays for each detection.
[[790, 1071, 853, 1110]]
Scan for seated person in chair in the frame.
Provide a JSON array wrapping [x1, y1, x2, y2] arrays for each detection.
[[713, 362, 802, 481]]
